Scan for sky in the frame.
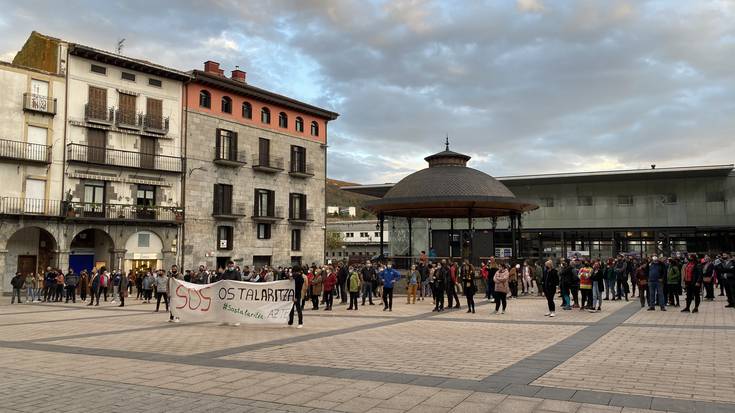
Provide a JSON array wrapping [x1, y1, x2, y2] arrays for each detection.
[[1, 0, 733, 184]]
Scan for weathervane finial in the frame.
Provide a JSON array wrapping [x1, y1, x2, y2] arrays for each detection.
[[445, 134, 450, 151]]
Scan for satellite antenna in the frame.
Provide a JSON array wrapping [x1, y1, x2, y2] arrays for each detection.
[[116, 38, 126, 54]]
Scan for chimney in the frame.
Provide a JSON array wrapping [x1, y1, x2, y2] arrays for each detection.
[[231, 67, 246, 83], [203, 60, 224, 76]]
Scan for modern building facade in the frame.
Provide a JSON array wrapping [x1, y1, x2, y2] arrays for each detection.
[[182, 61, 338, 270], [344, 165, 735, 263], [325, 219, 389, 263]]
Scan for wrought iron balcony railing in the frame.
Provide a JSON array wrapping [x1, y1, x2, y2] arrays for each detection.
[[252, 206, 284, 222], [115, 109, 143, 130], [64, 202, 184, 223], [23, 93, 57, 116], [288, 209, 314, 224], [0, 197, 61, 216], [251, 154, 284, 173], [0, 139, 51, 164], [66, 143, 183, 173], [85, 104, 115, 125], [143, 114, 170, 134], [289, 161, 315, 178]]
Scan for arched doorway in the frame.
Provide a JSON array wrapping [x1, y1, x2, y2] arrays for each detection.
[[69, 229, 114, 273], [7, 226, 58, 277], [124, 230, 164, 273]]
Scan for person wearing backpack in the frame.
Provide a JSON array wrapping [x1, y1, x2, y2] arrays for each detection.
[[347, 267, 361, 311]]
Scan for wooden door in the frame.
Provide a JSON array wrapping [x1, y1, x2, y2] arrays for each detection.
[[87, 129, 106, 163], [17, 256, 36, 276], [146, 98, 162, 129], [119, 93, 137, 125], [88, 86, 107, 118], [140, 137, 155, 169]]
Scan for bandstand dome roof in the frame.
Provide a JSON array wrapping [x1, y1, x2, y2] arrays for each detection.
[[363, 143, 538, 218]]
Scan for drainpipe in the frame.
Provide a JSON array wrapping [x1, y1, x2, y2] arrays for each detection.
[[179, 81, 188, 269]]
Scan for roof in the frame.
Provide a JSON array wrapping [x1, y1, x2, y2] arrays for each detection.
[[362, 148, 537, 218], [343, 164, 735, 198], [69, 44, 192, 81], [191, 70, 340, 120]]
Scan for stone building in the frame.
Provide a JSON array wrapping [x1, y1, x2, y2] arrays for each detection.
[[325, 219, 389, 263], [1, 31, 190, 293], [182, 62, 338, 270]]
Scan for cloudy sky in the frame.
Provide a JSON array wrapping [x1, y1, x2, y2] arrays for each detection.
[[1, 0, 733, 184]]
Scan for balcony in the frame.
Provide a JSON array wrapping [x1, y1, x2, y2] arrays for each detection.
[[252, 206, 284, 223], [64, 202, 184, 223], [143, 114, 170, 135], [23, 93, 57, 116], [115, 109, 143, 130], [67, 143, 183, 173], [0, 139, 51, 164], [0, 197, 61, 217], [212, 202, 247, 220], [214, 151, 247, 167], [289, 161, 315, 178], [252, 154, 284, 173], [288, 209, 314, 225], [85, 104, 115, 125]]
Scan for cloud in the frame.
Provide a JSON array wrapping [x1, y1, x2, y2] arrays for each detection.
[[0, 0, 733, 183]]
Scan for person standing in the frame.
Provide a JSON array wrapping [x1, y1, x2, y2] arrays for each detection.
[[88, 269, 101, 306], [323, 267, 337, 311], [154, 270, 170, 313], [460, 260, 476, 313], [10, 272, 24, 304], [43, 267, 55, 302], [682, 256, 703, 313], [522, 261, 532, 295], [54, 270, 65, 302], [379, 262, 401, 312], [542, 260, 558, 317], [635, 262, 648, 308], [24, 272, 36, 303], [702, 256, 715, 301], [718, 253, 735, 308], [406, 264, 419, 304], [578, 263, 593, 310], [110, 271, 120, 305], [648, 256, 667, 311], [35, 272, 43, 302], [288, 267, 306, 327], [559, 260, 573, 310], [666, 258, 682, 307], [445, 261, 460, 309], [142, 271, 154, 303], [337, 262, 349, 304], [432, 263, 445, 312], [492, 264, 509, 314], [98, 268, 109, 302], [604, 259, 615, 300], [360, 261, 376, 306], [309, 267, 323, 310], [65, 268, 79, 303], [79, 271, 89, 303], [508, 264, 519, 299], [118, 271, 128, 307], [347, 266, 361, 311]]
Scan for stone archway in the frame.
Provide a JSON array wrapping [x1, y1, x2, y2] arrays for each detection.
[[4, 226, 58, 292], [69, 228, 115, 273], [123, 230, 164, 273]]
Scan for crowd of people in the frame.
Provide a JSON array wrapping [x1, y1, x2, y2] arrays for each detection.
[[9, 251, 734, 329]]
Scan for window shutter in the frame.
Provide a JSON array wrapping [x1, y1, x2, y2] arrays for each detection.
[[268, 190, 275, 216], [301, 194, 307, 218], [223, 185, 232, 215], [213, 184, 222, 215], [289, 194, 294, 219], [253, 189, 259, 216], [215, 128, 221, 160], [230, 132, 238, 161]]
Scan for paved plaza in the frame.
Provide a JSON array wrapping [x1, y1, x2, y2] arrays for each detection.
[[1, 293, 734, 413]]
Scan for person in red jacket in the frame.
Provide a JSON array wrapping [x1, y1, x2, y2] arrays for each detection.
[[323, 267, 338, 311]]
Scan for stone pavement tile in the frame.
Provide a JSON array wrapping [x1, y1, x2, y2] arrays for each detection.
[[335, 396, 384, 413], [610, 394, 652, 410], [366, 408, 405, 413], [448, 401, 495, 413], [493, 396, 542, 413], [377, 394, 427, 410], [537, 398, 582, 412], [577, 404, 623, 413], [368, 383, 411, 400], [406, 405, 450, 413], [535, 387, 577, 401], [464, 392, 507, 406], [304, 399, 341, 410], [422, 390, 471, 408], [650, 397, 695, 413]]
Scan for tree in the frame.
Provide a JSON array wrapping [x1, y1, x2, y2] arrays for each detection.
[[326, 230, 343, 251]]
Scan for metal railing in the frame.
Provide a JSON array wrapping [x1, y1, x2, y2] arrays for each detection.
[[67, 143, 183, 173], [214, 150, 247, 164], [115, 109, 143, 129], [289, 161, 314, 176], [23, 93, 57, 115], [143, 114, 170, 134], [253, 206, 284, 219], [0, 139, 51, 163], [64, 202, 184, 222], [252, 154, 284, 170], [0, 197, 61, 216], [289, 209, 314, 222], [85, 104, 115, 124]]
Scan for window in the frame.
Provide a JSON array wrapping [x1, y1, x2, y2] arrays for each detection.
[[662, 193, 678, 204], [291, 229, 301, 251], [706, 191, 725, 203], [257, 223, 272, 239], [540, 197, 554, 207], [242, 102, 252, 119], [136, 185, 155, 207], [84, 181, 105, 204], [345, 232, 354, 238], [254, 188, 275, 217], [577, 196, 593, 206], [310, 121, 319, 136], [217, 226, 233, 250], [213, 184, 233, 215], [221, 96, 232, 114], [617, 195, 633, 206], [148, 78, 162, 87], [290, 145, 306, 173], [374, 232, 380, 237], [121, 72, 136, 81], [258, 138, 270, 165], [199, 90, 211, 108], [360, 232, 369, 237], [90, 64, 106, 75], [289, 193, 306, 219], [295, 117, 304, 132], [215, 128, 238, 161], [278, 112, 288, 128], [138, 233, 150, 248], [261, 107, 271, 124]]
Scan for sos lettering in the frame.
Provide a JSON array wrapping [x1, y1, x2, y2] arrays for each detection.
[[175, 285, 212, 311]]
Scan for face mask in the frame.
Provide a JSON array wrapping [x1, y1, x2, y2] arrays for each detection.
[[387, 265, 392, 269]]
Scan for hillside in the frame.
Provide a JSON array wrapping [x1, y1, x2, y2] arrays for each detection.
[[326, 178, 375, 219]]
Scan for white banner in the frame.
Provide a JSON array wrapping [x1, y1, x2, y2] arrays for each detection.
[[170, 279, 295, 325]]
